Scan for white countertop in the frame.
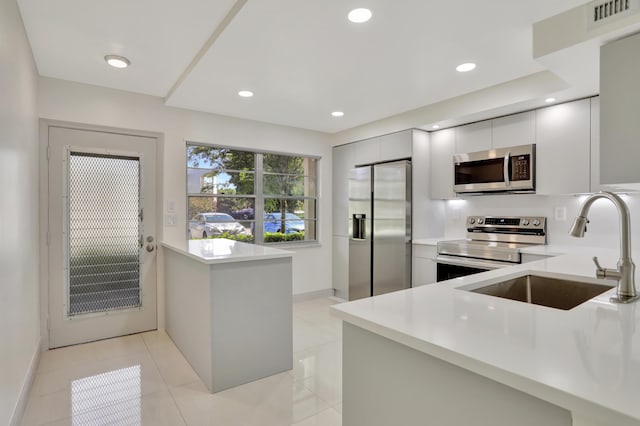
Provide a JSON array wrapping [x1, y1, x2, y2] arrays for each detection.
[[331, 251, 640, 424], [412, 238, 447, 246], [161, 239, 293, 264]]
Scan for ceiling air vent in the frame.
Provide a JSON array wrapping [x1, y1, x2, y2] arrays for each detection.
[[587, 0, 640, 30]]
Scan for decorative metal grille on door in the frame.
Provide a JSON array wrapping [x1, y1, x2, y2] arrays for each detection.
[[67, 152, 142, 316]]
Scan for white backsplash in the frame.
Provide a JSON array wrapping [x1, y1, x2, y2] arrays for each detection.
[[442, 192, 640, 250]]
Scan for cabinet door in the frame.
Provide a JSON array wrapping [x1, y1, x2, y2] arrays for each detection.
[[455, 121, 492, 154], [353, 137, 381, 166], [492, 111, 535, 149], [412, 257, 436, 287], [333, 235, 349, 300], [590, 97, 600, 192], [332, 143, 358, 236], [380, 130, 412, 161], [600, 32, 640, 186], [535, 99, 591, 195], [430, 128, 456, 199]]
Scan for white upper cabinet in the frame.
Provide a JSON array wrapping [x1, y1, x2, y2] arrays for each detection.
[[380, 130, 413, 160], [430, 128, 456, 199], [332, 144, 355, 236], [600, 32, 640, 188], [590, 97, 600, 192], [353, 137, 381, 166], [535, 98, 591, 195], [351, 130, 413, 167], [453, 111, 536, 154], [455, 121, 492, 154], [428, 98, 595, 199], [492, 111, 536, 149]]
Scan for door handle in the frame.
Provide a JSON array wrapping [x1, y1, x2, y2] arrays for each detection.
[[146, 244, 155, 252], [503, 151, 511, 187]]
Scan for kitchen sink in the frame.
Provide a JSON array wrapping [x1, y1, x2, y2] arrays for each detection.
[[465, 274, 614, 310]]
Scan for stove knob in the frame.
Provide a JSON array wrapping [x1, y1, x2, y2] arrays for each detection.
[[532, 219, 541, 227], [469, 218, 475, 224], [522, 219, 529, 226], [477, 218, 484, 224]]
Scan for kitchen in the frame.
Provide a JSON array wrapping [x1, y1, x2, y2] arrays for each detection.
[[4, 0, 640, 425]]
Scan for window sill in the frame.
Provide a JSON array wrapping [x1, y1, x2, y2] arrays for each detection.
[[262, 241, 321, 249]]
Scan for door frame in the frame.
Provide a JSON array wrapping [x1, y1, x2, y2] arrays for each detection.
[[39, 119, 164, 350]]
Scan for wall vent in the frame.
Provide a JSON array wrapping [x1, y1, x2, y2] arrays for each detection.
[[587, 0, 640, 30]]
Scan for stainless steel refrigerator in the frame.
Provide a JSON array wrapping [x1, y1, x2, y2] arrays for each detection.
[[348, 160, 411, 300]]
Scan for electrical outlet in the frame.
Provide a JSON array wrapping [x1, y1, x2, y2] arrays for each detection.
[[554, 207, 567, 221]]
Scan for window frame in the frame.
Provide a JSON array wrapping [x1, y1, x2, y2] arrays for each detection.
[[186, 142, 320, 245]]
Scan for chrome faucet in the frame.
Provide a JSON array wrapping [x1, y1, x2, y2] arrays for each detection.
[[569, 191, 638, 303]]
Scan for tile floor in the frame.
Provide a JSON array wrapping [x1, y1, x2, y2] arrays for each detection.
[[21, 297, 343, 426]]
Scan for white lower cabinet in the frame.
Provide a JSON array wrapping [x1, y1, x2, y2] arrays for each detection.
[[412, 244, 437, 286]]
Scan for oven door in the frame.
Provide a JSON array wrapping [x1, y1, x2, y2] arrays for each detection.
[[436, 254, 516, 282]]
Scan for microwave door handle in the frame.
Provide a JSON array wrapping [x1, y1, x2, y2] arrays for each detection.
[[503, 151, 511, 187]]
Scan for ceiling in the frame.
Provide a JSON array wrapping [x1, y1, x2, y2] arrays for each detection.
[[17, 0, 613, 134]]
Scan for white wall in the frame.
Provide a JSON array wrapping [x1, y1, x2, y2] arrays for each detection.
[[439, 193, 640, 251], [0, 0, 41, 424], [37, 77, 333, 298]]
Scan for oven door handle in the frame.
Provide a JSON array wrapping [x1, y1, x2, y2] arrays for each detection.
[[436, 255, 514, 270], [503, 151, 511, 187]]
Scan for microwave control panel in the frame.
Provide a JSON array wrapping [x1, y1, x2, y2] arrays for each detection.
[[511, 154, 530, 181]]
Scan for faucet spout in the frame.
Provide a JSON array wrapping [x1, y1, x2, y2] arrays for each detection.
[[569, 191, 638, 303]]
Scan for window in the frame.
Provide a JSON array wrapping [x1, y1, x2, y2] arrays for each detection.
[[187, 144, 318, 244]]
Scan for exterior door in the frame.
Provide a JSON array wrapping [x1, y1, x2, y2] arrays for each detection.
[[47, 126, 157, 348]]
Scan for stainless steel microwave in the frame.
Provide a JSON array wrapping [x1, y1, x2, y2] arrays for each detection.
[[453, 144, 535, 194]]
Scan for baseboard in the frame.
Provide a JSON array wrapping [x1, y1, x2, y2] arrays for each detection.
[[10, 336, 41, 426], [292, 288, 335, 303]]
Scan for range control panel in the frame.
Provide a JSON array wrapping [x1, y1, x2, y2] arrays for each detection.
[[466, 216, 546, 229]]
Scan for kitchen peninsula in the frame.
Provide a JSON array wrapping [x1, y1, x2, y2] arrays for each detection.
[[162, 239, 293, 393], [332, 252, 640, 426]]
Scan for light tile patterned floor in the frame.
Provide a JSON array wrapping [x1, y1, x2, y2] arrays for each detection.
[[21, 297, 342, 426]]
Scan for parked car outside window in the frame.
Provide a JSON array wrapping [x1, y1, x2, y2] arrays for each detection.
[[188, 212, 251, 239], [263, 212, 305, 234], [230, 207, 254, 220]]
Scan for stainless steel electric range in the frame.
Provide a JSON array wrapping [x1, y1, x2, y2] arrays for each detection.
[[436, 215, 547, 281]]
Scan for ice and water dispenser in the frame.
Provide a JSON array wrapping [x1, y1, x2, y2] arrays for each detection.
[[352, 214, 366, 240]]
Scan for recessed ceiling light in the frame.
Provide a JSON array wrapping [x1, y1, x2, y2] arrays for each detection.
[[545, 97, 556, 103], [456, 62, 476, 73], [331, 111, 344, 117], [348, 8, 372, 23], [432, 125, 440, 129], [238, 90, 254, 98], [104, 55, 130, 69]]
